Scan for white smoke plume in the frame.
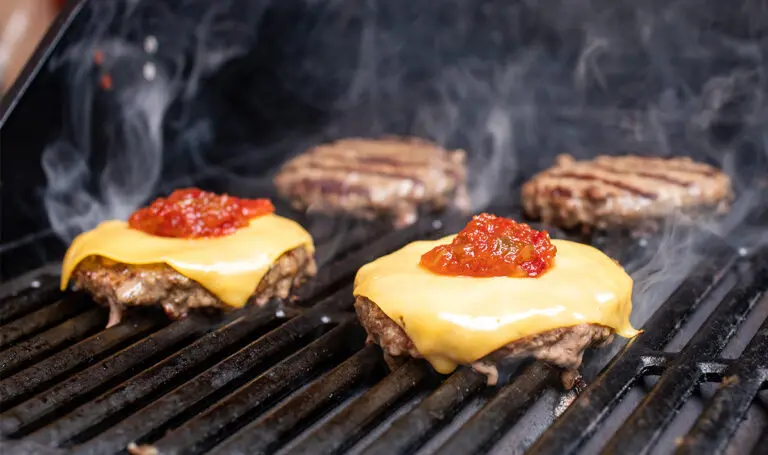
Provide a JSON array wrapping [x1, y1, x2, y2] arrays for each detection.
[[41, 0, 767, 323], [41, 0, 266, 242]]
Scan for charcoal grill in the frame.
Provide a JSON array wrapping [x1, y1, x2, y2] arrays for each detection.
[[2, 0, 768, 454]]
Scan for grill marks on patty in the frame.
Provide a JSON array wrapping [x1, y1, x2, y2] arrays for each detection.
[[273, 137, 469, 227], [548, 171, 660, 199], [281, 140, 441, 193], [521, 154, 733, 232]]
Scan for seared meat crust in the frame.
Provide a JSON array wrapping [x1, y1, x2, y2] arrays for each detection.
[[521, 154, 732, 233], [71, 246, 316, 327], [354, 296, 614, 388], [273, 137, 470, 227]]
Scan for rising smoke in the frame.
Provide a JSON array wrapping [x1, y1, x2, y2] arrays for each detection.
[[42, 0, 267, 241], [42, 0, 767, 317]]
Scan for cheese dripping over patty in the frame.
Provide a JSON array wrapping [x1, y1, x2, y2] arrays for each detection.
[[353, 236, 639, 374], [61, 214, 315, 308]]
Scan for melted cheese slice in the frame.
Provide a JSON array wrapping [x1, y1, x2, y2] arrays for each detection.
[[61, 214, 315, 308], [353, 236, 639, 374]]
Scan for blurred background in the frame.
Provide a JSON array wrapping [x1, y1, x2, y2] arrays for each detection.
[[0, 0, 61, 94], [2, 0, 767, 279]]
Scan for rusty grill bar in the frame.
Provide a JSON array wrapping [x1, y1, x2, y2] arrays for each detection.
[[0, 213, 766, 455]]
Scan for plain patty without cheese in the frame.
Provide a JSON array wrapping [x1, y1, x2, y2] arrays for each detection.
[[522, 154, 733, 233], [273, 137, 470, 227]]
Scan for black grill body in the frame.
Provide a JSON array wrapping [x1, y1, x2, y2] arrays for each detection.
[[2, 1, 768, 454], [0, 218, 766, 455]]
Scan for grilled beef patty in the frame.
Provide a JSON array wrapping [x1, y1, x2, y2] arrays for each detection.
[[354, 296, 614, 388], [521, 154, 733, 233], [70, 247, 316, 327], [273, 137, 470, 227]]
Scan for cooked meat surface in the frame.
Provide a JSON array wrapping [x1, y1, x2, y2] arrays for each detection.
[[71, 246, 316, 327], [354, 296, 614, 388], [521, 154, 733, 233], [273, 137, 470, 227]]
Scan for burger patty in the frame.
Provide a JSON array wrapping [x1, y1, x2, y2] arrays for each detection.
[[354, 296, 614, 388], [273, 137, 470, 227], [70, 246, 316, 327], [521, 154, 733, 233]]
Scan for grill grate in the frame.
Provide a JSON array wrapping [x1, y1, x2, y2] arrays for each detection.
[[0, 213, 766, 455]]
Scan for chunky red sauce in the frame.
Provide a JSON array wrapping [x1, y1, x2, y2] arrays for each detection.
[[128, 188, 274, 238], [420, 213, 557, 278]]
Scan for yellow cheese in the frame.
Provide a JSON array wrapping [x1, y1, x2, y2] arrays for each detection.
[[353, 236, 639, 374], [61, 214, 315, 308]]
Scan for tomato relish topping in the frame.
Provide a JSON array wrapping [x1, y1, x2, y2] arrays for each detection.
[[128, 188, 274, 239], [420, 213, 557, 278]]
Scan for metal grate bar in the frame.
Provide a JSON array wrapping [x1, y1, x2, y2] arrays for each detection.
[[437, 362, 558, 455], [0, 315, 212, 437], [148, 320, 364, 455], [0, 265, 61, 297], [639, 353, 741, 380], [0, 278, 62, 325], [361, 367, 487, 455], [0, 308, 105, 379], [294, 220, 434, 302], [0, 296, 90, 348], [0, 314, 161, 407], [311, 218, 390, 262], [673, 317, 768, 455], [26, 308, 282, 448], [211, 344, 384, 455], [599, 254, 768, 455], [287, 360, 432, 455], [526, 247, 739, 455], [69, 309, 340, 455]]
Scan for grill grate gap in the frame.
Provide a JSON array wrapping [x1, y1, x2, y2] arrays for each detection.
[[68, 310, 349, 455], [725, 402, 768, 455], [0, 295, 91, 348], [656, 394, 705, 454], [0, 277, 62, 326], [283, 359, 435, 455], [436, 361, 560, 455], [210, 344, 387, 454], [359, 368, 488, 455], [672, 314, 768, 455], [0, 313, 166, 409], [53, 311, 292, 449], [0, 308, 107, 380], [724, 400, 768, 455], [598, 256, 767, 455], [487, 389, 568, 455], [415, 392, 489, 455], [721, 293, 768, 359], [0, 315, 218, 439], [348, 390, 433, 454], [145, 320, 365, 455], [664, 271, 740, 353], [277, 388, 369, 455], [575, 384, 647, 455], [4, 332, 206, 440], [750, 425, 768, 455]]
